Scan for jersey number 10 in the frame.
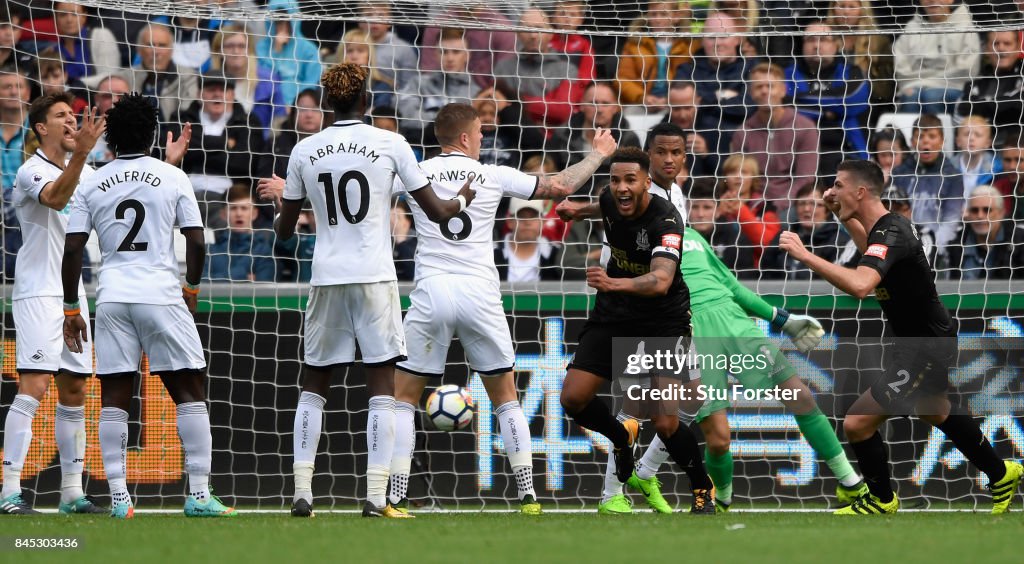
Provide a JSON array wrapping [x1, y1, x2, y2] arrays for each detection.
[[318, 171, 369, 225]]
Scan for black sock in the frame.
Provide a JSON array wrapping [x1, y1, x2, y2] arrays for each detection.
[[570, 399, 629, 448], [850, 432, 894, 502], [660, 426, 713, 490], [937, 414, 1006, 483]]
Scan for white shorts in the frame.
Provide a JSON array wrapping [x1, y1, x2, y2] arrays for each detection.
[[304, 281, 406, 367], [94, 302, 206, 375], [13, 295, 93, 375], [398, 275, 514, 377]]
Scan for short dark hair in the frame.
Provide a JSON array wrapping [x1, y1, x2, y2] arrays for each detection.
[[644, 122, 686, 151], [912, 114, 944, 136], [869, 126, 908, 155], [434, 103, 478, 146], [688, 177, 717, 201], [795, 183, 821, 200], [370, 105, 397, 120], [105, 93, 159, 156], [837, 159, 885, 197], [608, 147, 649, 172], [1002, 127, 1024, 150], [28, 92, 76, 138]]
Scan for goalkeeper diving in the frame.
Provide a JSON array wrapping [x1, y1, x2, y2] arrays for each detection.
[[558, 199, 866, 514]]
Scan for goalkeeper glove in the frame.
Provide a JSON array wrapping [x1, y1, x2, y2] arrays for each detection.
[[771, 307, 825, 354]]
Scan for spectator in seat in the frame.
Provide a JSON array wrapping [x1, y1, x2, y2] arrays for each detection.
[[660, 80, 720, 176], [495, 198, 561, 282], [205, 188, 276, 282], [370, 105, 399, 133], [784, 21, 870, 176], [211, 24, 287, 132], [35, 49, 88, 113], [674, 12, 757, 153], [730, 62, 819, 212], [892, 0, 980, 115], [617, 0, 698, 109], [761, 183, 849, 280], [0, 69, 29, 281], [256, 19, 322, 107], [994, 128, 1024, 221], [550, 81, 640, 194], [521, 154, 569, 243], [86, 74, 130, 166], [0, 8, 34, 71], [130, 23, 199, 121], [390, 198, 417, 281], [53, 2, 122, 87], [716, 153, 780, 263], [276, 205, 316, 282], [687, 177, 756, 278], [955, 115, 1002, 200], [827, 0, 895, 110], [956, 30, 1024, 139], [261, 87, 327, 181], [150, 14, 221, 72], [869, 127, 908, 186], [473, 88, 544, 169], [550, 0, 596, 82], [419, 4, 516, 88], [891, 113, 965, 249], [171, 70, 265, 225], [358, 1, 419, 87], [944, 185, 1023, 280], [839, 185, 938, 269], [398, 29, 480, 147], [337, 28, 395, 112], [493, 7, 585, 129]]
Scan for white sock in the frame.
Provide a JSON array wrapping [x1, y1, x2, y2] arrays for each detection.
[[99, 407, 131, 506], [56, 403, 86, 503], [677, 407, 698, 428], [388, 401, 416, 505], [2, 394, 38, 498], [176, 402, 212, 501], [602, 451, 623, 503], [496, 401, 535, 501], [636, 435, 670, 481], [366, 395, 396, 508], [828, 454, 863, 487], [293, 391, 325, 503]]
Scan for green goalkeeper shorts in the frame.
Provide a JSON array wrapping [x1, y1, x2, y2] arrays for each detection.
[[691, 300, 796, 422]]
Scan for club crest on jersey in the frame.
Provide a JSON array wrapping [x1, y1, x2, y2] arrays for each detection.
[[865, 244, 888, 259], [32, 173, 42, 183], [636, 228, 650, 251]]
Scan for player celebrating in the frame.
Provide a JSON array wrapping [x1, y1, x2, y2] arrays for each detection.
[[61, 93, 234, 519], [275, 64, 474, 518], [558, 147, 716, 513], [1, 94, 105, 515], [780, 160, 1023, 515], [386, 103, 617, 516]]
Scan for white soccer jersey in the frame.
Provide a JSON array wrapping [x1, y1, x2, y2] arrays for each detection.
[[650, 181, 688, 223], [283, 120, 430, 286], [11, 150, 95, 300], [66, 155, 203, 305], [403, 151, 537, 282]]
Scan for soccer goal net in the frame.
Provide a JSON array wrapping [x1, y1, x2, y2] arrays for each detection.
[[1, 0, 1022, 512]]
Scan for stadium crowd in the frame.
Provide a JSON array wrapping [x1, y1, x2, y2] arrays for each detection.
[[2, 0, 1024, 285]]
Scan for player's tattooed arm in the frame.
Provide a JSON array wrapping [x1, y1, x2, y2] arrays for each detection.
[[61, 232, 89, 353], [409, 173, 477, 222], [586, 257, 677, 297], [533, 129, 618, 200], [556, 199, 601, 221]]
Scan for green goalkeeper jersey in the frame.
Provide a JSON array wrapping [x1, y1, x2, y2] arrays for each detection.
[[680, 229, 774, 320]]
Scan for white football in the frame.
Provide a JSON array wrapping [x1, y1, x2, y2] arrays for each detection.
[[425, 385, 475, 431]]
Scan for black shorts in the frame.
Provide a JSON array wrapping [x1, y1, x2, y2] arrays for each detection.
[[567, 318, 691, 381], [870, 337, 957, 412]]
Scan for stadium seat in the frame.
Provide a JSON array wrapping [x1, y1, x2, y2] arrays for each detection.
[[875, 112, 956, 154]]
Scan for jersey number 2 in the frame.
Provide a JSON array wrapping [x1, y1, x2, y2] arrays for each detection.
[[116, 199, 148, 252], [318, 171, 369, 225]]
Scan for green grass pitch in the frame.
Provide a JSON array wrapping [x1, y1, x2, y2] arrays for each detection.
[[3, 511, 1022, 564]]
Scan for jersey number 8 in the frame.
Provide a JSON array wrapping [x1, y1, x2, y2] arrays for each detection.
[[318, 171, 369, 225]]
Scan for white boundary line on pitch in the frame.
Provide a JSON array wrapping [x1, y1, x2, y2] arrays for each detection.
[[31, 508, 987, 514]]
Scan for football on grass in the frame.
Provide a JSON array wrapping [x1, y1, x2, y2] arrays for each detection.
[[425, 385, 475, 431]]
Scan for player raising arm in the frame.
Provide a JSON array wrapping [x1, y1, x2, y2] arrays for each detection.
[[780, 160, 1022, 515], [62, 94, 233, 519], [275, 64, 474, 519], [386, 103, 616, 516]]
